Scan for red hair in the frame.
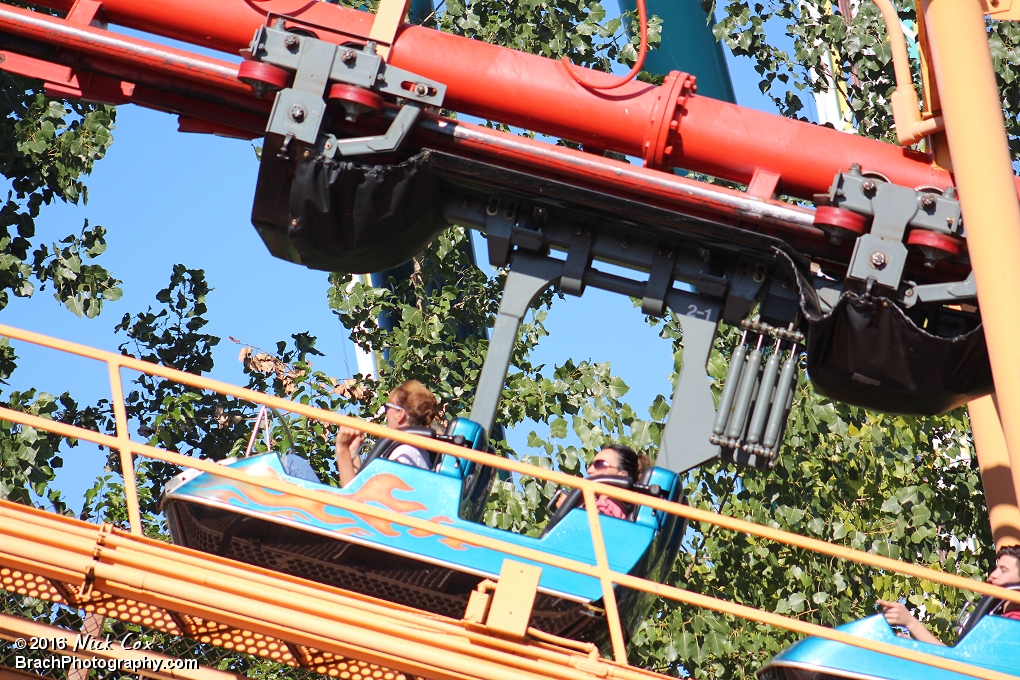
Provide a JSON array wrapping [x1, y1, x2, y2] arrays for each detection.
[[390, 380, 438, 427]]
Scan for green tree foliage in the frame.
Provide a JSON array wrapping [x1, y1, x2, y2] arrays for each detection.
[[434, 0, 661, 69], [0, 372, 105, 514], [0, 81, 121, 312], [0, 76, 120, 512], [708, 0, 1020, 156], [79, 266, 250, 531]]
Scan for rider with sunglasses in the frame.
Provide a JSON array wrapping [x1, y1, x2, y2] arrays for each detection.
[[335, 380, 439, 486], [569, 444, 648, 519]]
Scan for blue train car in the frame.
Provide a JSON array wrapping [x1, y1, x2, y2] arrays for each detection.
[[161, 418, 684, 640], [758, 591, 1020, 680]]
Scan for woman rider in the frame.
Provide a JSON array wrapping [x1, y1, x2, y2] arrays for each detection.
[[335, 380, 439, 486], [552, 444, 650, 519], [585, 444, 649, 518]]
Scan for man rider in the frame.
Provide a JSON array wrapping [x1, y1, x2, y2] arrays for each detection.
[[335, 380, 439, 486], [877, 544, 1020, 645]]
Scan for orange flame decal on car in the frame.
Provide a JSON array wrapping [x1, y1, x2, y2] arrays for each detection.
[[343, 474, 428, 537], [191, 462, 428, 537], [408, 515, 477, 551], [335, 527, 372, 538]]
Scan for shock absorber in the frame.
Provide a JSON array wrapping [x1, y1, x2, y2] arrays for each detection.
[[711, 319, 803, 469], [712, 331, 747, 438], [725, 333, 764, 441]]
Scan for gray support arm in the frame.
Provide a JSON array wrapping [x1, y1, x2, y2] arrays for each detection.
[[656, 290, 722, 473], [469, 254, 564, 434]]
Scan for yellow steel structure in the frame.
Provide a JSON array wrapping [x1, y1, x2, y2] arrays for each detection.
[[927, 0, 1020, 547], [0, 324, 1018, 680], [869, 0, 1020, 548], [367, 0, 413, 59], [869, 0, 944, 145], [970, 395, 1020, 547]]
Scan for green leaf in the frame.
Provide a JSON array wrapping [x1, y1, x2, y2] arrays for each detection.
[[881, 496, 902, 514]]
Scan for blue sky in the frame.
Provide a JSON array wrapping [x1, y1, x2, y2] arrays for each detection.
[[3, 3, 785, 512]]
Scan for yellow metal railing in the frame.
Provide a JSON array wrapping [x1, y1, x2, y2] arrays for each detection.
[[0, 323, 1017, 680]]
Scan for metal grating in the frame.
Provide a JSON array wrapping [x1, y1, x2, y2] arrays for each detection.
[[1, 568, 407, 680]]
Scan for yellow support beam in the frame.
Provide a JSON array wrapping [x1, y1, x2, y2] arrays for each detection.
[[971, 395, 1020, 547], [0, 501, 664, 680], [983, 0, 1020, 20], [922, 0, 1020, 543], [369, 0, 413, 60], [1, 500, 1017, 680]]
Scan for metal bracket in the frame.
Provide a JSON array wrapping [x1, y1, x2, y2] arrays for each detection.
[[655, 291, 721, 473], [469, 253, 563, 434], [830, 166, 963, 292], [561, 227, 594, 296], [641, 248, 677, 316], [759, 273, 800, 327], [480, 196, 516, 267], [248, 25, 445, 153], [445, 183, 795, 471], [463, 560, 541, 640], [472, 246, 725, 473], [722, 259, 766, 325], [320, 102, 424, 158], [902, 271, 977, 307]]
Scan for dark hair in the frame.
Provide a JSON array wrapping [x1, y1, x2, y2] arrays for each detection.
[[390, 380, 438, 427], [603, 444, 650, 482], [998, 544, 1020, 565]]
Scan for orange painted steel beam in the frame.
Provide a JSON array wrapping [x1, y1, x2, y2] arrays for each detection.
[[19, 0, 958, 200], [0, 4, 831, 235], [970, 395, 1020, 548], [0, 613, 238, 680], [0, 2, 866, 272], [922, 0, 1020, 532], [0, 2, 984, 286], [2, 323, 1019, 676], [5, 399, 1019, 614], [0, 326, 1015, 676], [0, 410, 1016, 673], [107, 362, 141, 535], [0, 504, 600, 670], [581, 486, 626, 660], [0, 494, 1015, 680], [0, 502, 666, 680]]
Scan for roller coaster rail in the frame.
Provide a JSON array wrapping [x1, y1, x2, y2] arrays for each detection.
[[0, 323, 1017, 680]]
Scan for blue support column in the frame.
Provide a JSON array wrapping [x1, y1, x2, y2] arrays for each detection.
[[408, 0, 434, 23], [621, 0, 735, 103]]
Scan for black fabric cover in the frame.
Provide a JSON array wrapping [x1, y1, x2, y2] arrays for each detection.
[[803, 292, 992, 415], [251, 136, 444, 273], [777, 250, 993, 416]]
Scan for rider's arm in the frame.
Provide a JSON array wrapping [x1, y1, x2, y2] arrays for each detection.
[[877, 599, 946, 646], [336, 426, 365, 486]]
